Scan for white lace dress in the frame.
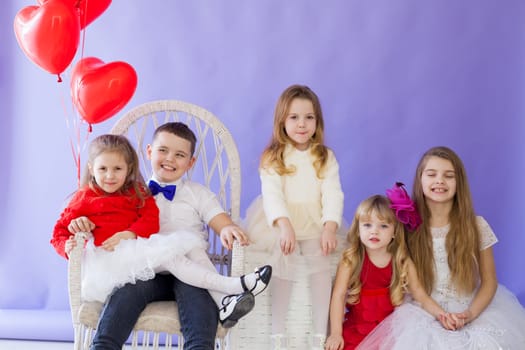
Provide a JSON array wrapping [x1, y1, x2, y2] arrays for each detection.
[[357, 216, 525, 349]]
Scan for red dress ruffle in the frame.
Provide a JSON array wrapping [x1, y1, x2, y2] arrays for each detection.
[[342, 253, 394, 349]]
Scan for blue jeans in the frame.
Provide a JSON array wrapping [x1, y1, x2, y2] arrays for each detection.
[[91, 274, 219, 350]]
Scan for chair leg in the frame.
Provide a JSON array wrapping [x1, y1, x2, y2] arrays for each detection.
[[271, 334, 288, 350], [73, 324, 82, 350], [84, 327, 94, 350], [178, 334, 184, 349], [152, 332, 160, 349], [310, 333, 326, 350]]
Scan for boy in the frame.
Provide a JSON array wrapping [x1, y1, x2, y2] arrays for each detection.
[[90, 122, 271, 349]]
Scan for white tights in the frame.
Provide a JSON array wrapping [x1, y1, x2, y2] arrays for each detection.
[[156, 248, 251, 308], [270, 240, 332, 335]]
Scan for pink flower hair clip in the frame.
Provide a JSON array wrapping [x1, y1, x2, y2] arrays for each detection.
[[385, 182, 422, 231]]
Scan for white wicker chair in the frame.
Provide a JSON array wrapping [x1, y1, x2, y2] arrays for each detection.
[[67, 100, 241, 349]]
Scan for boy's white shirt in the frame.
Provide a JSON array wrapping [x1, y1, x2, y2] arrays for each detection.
[[150, 176, 225, 243]]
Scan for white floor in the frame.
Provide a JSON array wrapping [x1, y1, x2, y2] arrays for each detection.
[[0, 340, 73, 349], [0, 340, 145, 349]]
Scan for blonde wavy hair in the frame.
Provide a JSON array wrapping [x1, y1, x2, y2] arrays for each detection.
[[409, 146, 480, 295], [342, 195, 409, 306], [260, 84, 329, 177]]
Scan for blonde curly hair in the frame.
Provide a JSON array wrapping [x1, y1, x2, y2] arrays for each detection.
[[342, 195, 410, 306]]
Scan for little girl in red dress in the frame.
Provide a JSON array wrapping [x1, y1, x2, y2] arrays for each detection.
[[325, 183, 454, 350]]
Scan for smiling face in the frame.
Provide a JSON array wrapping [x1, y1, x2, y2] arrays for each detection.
[[147, 131, 196, 183], [284, 97, 317, 150], [420, 156, 457, 205], [88, 151, 129, 194], [358, 211, 395, 254]]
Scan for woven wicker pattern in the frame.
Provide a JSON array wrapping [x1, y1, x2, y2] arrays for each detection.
[[67, 100, 240, 349], [230, 249, 342, 349]]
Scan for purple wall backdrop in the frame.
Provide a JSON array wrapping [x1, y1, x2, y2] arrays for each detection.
[[1, 0, 524, 341]]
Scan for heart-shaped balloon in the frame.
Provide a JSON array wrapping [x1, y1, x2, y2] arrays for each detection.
[[71, 57, 138, 125], [14, 0, 80, 75], [37, 0, 112, 29]]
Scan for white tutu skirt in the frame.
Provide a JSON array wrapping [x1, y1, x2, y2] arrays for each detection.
[[81, 231, 207, 303], [357, 285, 525, 350], [243, 195, 348, 281]]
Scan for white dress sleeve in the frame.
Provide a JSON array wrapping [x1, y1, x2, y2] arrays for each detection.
[[477, 216, 498, 250]]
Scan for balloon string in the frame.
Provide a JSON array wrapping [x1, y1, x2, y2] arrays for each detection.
[[69, 134, 81, 188], [66, 113, 81, 188], [69, 0, 88, 189], [60, 73, 81, 188], [79, 0, 87, 59]]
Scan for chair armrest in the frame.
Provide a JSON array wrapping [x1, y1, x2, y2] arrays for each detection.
[[67, 232, 89, 325], [230, 240, 246, 277]]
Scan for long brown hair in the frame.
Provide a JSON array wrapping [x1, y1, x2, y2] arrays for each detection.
[[82, 134, 147, 205], [409, 146, 480, 295], [260, 84, 329, 177], [342, 195, 409, 306]]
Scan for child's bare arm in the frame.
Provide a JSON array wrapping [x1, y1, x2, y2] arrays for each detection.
[[325, 261, 351, 350], [453, 247, 497, 328], [406, 258, 456, 330], [434, 249, 498, 331]]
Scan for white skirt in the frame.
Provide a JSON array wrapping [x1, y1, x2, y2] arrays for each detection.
[[357, 285, 525, 349], [81, 231, 207, 303], [243, 195, 348, 281]]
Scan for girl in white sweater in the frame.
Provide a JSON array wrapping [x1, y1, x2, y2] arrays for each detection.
[[245, 84, 344, 349]]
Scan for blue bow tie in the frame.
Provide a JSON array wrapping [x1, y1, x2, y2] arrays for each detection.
[[148, 180, 176, 201]]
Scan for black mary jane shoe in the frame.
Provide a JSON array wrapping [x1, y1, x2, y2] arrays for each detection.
[[219, 291, 255, 328], [240, 265, 272, 297]]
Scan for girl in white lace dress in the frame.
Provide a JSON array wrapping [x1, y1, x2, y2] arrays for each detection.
[[358, 146, 525, 349]]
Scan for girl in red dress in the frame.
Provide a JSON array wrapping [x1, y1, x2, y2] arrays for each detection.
[[325, 183, 454, 350], [51, 134, 208, 303]]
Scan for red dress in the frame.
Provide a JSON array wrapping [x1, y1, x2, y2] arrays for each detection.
[[342, 252, 394, 349], [51, 186, 159, 258]]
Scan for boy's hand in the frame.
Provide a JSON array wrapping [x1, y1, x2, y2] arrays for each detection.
[[68, 216, 95, 233], [220, 224, 249, 250], [324, 334, 344, 350], [102, 230, 136, 251]]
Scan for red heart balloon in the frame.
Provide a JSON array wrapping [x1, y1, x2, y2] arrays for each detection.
[[14, 0, 80, 75], [71, 57, 138, 125], [37, 0, 112, 29]]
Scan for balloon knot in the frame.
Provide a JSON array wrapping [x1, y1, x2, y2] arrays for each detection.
[[57, 74, 62, 83]]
